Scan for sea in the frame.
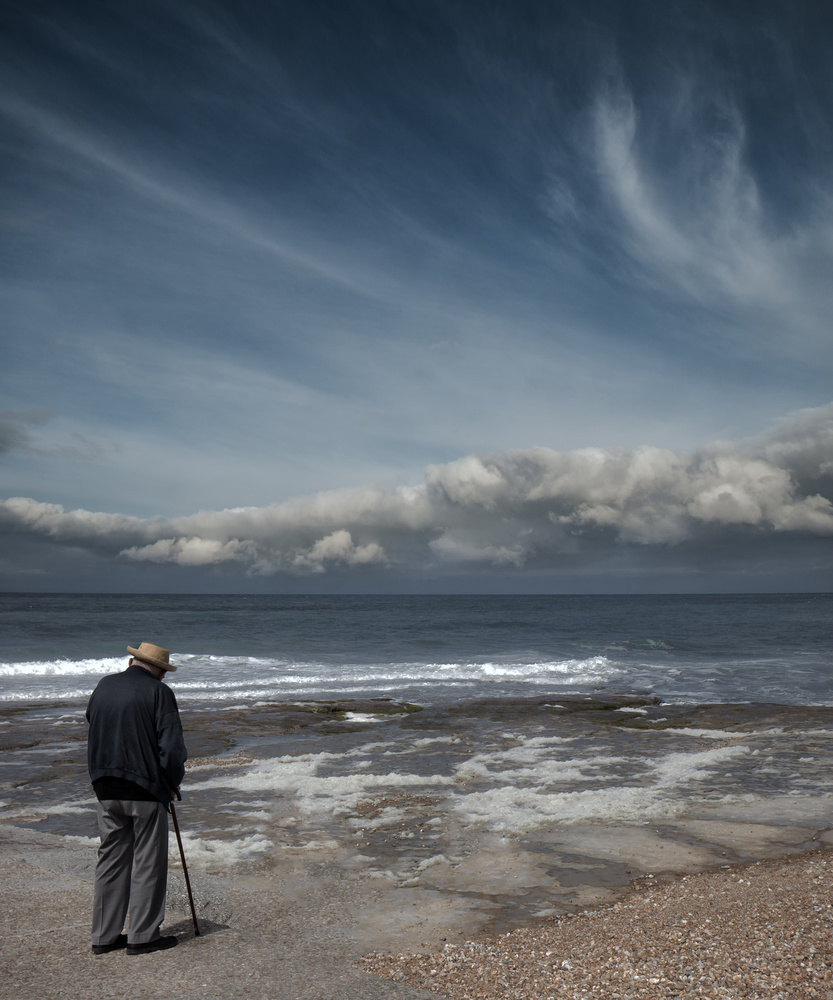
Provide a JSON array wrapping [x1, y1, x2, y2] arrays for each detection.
[[2, 592, 833, 927], [2, 592, 831, 706]]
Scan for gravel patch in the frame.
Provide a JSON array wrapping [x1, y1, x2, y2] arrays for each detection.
[[361, 849, 833, 999]]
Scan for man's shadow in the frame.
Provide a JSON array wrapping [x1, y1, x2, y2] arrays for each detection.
[[164, 918, 229, 939]]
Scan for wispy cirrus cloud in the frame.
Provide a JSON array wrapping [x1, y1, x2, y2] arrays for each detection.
[[0, 409, 52, 456], [545, 66, 833, 367], [591, 82, 778, 305], [0, 409, 105, 464]]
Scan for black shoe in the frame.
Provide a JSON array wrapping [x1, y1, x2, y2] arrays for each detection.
[[92, 934, 127, 955], [126, 935, 178, 956]]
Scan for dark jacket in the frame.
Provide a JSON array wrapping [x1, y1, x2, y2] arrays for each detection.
[[86, 664, 188, 805]]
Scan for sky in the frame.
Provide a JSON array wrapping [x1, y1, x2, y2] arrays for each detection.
[[1, 0, 832, 593]]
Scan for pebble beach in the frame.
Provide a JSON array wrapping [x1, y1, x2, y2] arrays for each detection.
[[362, 850, 833, 999]]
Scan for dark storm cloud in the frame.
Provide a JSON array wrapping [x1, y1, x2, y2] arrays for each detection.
[[1, 405, 831, 587]]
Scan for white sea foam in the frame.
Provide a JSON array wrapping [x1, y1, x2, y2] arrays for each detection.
[[30, 714, 831, 870], [452, 744, 753, 833], [167, 652, 620, 702], [455, 784, 689, 831], [62, 835, 98, 848], [660, 727, 785, 739], [414, 853, 449, 872], [45, 800, 96, 815], [170, 830, 273, 868], [182, 726, 766, 846], [0, 656, 124, 677], [287, 839, 341, 851], [190, 752, 455, 819], [455, 753, 629, 785], [0, 648, 620, 701]]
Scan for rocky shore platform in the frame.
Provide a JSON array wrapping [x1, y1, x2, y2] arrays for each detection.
[[3, 694, 833, 998]]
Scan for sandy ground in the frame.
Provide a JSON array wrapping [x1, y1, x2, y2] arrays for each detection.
[[0, 823, 439, 1000]]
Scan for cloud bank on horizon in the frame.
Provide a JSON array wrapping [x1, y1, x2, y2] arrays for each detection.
[[2, 404, 831, 590], [1, 0, 832, 590]]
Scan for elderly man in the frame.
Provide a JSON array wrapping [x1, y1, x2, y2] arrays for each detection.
[[86, 641, 188, 956]]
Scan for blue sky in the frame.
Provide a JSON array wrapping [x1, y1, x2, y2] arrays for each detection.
[[2, 0, 832, 592]]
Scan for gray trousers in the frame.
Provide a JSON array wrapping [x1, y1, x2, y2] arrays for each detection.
[[92, 799, 169, 946]]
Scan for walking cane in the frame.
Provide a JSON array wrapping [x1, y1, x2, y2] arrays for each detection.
[[171, 792, 200, 937]]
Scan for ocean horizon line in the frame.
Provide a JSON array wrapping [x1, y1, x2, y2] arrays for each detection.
[[3, 589, 832, 597]]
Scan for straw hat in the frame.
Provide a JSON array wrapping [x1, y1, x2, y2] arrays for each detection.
[[127, 642, 176, 672]]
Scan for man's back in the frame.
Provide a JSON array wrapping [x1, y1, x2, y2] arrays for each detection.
[[87, 663, 186, 805]]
